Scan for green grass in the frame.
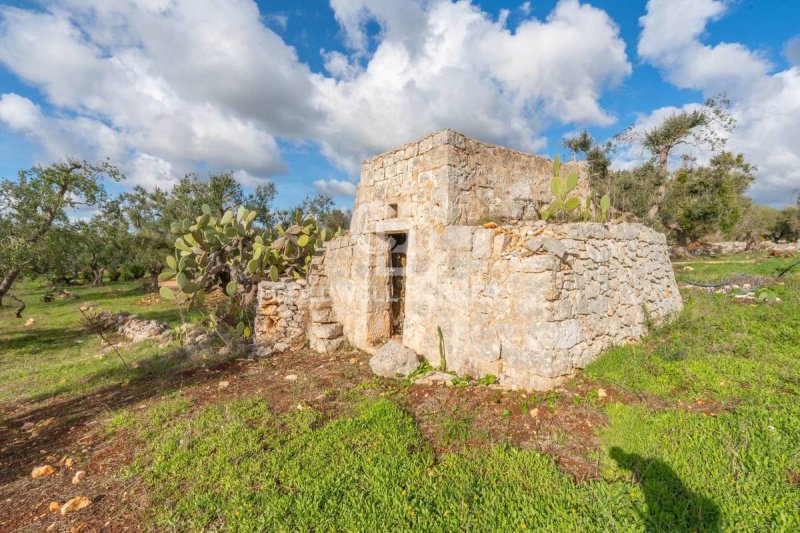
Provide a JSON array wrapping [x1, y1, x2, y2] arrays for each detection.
[[0, 279, 188, 402], [672, 251, 798, 282], [122, 253, 800, 532], [128, 395, 799, 532], [5, 254, 800, 531], [589, 269, 800, 405]]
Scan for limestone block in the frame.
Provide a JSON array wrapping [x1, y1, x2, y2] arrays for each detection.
[[472, 229, 494, 259], [520, 255, 557, 273], [443, 225, 474, 252], [309, 323, 343, 340], [311, 306, 337, 323], [493, 233, 510, 257], [369, 341, 420, 378], [310, 337, 345, 354]]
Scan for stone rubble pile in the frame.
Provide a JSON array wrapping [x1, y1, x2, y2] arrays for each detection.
[[93, 311, 170, 343]]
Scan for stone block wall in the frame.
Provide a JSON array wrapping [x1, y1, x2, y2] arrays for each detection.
[[351, 129, 589, 235], [708, 241, 800, 254], [255, 130, 682, 390], [321, 222, 682, 390], [254, 280, 309, 351]]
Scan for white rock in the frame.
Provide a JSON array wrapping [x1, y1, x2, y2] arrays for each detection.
[[369, 341, 420, 378]]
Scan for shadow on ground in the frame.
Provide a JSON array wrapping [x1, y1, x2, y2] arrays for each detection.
[[0, 352, 226, 485], [610, 447, 720, 532]]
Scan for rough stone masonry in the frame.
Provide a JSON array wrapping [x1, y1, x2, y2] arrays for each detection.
[[256, 129, 682, 390]]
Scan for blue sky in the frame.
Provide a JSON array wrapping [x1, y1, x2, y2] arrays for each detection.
[[0, 0, 798, 208]]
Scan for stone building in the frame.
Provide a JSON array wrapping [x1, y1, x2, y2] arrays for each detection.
[[257, 129, 682, 390]]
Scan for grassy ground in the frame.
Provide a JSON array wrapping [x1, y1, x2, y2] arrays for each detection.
[[2, 255, 799, 531], [0, 280, 185, 402]]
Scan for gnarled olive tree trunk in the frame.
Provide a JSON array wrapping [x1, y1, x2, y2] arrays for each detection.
[[0, 267, 23, 308]]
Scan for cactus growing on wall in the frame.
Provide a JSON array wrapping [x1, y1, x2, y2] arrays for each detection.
[[540, 155, 611, 223], [159, 205, 333, 337]]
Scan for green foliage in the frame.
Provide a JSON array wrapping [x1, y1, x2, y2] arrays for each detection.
[[730, 201, 781, 244], [610, 162, 662, 220], [773, 205, 800, 241], [540, 155, 611, 223], [562, 130, 593, 159], [0, 159, 122, 299], [161, 205, 332, 337], [617, 94, 734, 174], [120, 263, 146, 281], [437, 325, 446, 371], [659, 152, 755, 244]]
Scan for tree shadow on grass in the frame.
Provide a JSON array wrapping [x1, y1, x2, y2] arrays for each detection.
[[610, 447, 720, 532], [1, 326, 88, 357], [0, 350, 235, 485]]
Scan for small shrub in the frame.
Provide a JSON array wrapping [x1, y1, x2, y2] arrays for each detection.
[[108, 267, 122, 282], [120, 263, 146, 281]]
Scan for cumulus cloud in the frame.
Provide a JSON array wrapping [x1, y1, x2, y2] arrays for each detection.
[[0, 0, 311, 184], [0, 0, 631, 191], [784, 36, 800, 66], [315, 0, 631, 173], [637, 0, 800, 206], [0, 93, 127, 162], [314, 178, 358, 197]]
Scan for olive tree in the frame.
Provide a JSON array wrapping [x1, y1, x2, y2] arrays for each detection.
[[0, 159, 122, 309], [616, 95, 735, 219], [659, 152, 755, 247]]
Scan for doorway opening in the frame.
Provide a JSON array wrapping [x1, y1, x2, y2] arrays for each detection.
[[388, 232, 407, 338]]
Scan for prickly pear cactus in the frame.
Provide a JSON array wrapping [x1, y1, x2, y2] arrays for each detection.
[[540, 154, 611, 223], [159, 205, 334, 337]]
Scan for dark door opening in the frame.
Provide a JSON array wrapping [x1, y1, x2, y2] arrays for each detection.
[[388, 232, 407, 338]]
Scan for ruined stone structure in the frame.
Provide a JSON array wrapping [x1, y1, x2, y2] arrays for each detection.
[[256, 129, 682, 389]]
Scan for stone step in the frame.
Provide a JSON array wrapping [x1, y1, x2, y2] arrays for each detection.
[[309, 297, 332, 310], [309, 323, 343, 340], [310, 336, 345, 354], [310, 307, 337, 323]]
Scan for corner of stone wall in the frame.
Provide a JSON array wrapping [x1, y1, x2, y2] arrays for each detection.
[[307, 248, 346, 353], [254, 279, 309, 351]]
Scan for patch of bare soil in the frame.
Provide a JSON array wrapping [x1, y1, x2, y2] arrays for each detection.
[[0, 348, 734, 531]]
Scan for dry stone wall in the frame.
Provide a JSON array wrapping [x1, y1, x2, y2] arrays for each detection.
[[254, 280, 309, 352], [258, 129, 682, 390], [322, 221, 681, 390], [708, 241, 800, 254], [351, 129, 588, 234]]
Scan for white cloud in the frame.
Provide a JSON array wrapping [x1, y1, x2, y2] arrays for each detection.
[[315, 0, 631, 173], [784, 36, 800, 66], [328, 0, 429, 56], [0, 93, 42, 130], [264, 12, 289, 31], [0, 0, 631, 191], [0, 1, 312, 186], [0, 93, 127, 162], [314, 178, 358, 197], [637, 0, 800, 206]]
